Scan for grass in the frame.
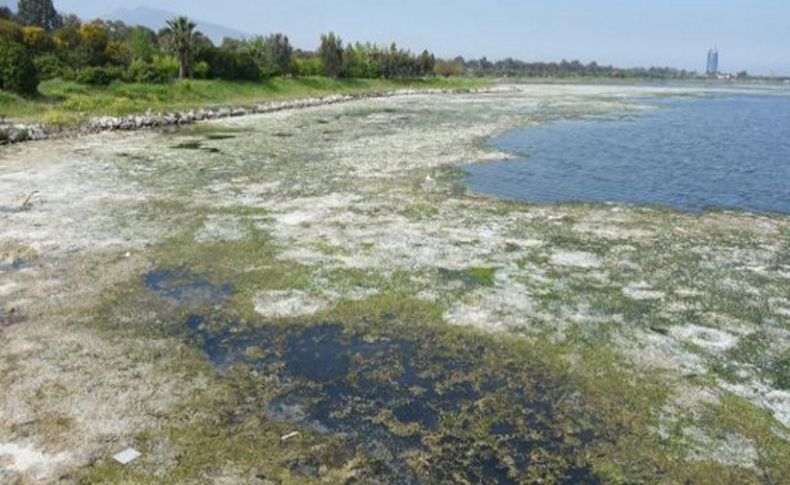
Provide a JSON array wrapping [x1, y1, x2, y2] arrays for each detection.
[[0, 76, 490, 126]]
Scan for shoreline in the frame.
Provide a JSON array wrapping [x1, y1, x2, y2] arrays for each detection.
[[0, 86, 512, 146]]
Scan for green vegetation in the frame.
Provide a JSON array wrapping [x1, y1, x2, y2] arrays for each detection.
[[16, 0, 60, 32], [318, 32, 343, 80], [0, 0, 446, 101], [162, 16, 196, 79], [0, 76, 488, 125], [0, 0, 710, 110], [0, 39, 37, 95], [0, 1, 483, 126]]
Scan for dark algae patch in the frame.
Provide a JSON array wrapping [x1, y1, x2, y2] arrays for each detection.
[[145, 269, 233, 305], [183, 314, 603, 483], [172, 140, 223, 153]]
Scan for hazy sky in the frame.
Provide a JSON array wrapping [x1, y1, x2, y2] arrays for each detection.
[[51, 0, 790, 75]]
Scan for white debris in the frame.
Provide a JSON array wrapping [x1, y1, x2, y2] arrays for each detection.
[[669, 324, 739, 352], [550, 250, 602, 269], [253, 290, 327, 318], [280, 431, 300, 442], [0, 442, 70, 481], [623, 282, 665, 300], [113, 447, 141, 465]]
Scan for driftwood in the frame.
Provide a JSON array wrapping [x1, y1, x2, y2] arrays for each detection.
[[21, 191, 39, 210]]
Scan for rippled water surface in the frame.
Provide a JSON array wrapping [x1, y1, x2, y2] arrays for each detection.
[[466, 93, 790, 213]]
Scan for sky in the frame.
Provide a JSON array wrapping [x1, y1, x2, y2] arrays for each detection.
[[48, 0, 790, 75]]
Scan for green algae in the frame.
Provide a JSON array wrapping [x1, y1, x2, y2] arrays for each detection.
[[69, 224, 787, 484], [438, 266, 498, 288]]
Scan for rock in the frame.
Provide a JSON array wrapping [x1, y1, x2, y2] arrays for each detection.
[[4, 86, 501, 145]]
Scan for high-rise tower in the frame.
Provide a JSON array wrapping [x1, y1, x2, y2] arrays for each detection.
[[706, 48, 719, 75]]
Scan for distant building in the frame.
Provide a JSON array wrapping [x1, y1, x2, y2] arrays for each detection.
[[706, 48, 719, 75]]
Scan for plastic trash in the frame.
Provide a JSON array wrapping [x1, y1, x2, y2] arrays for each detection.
[[113, 447, 141, 465]]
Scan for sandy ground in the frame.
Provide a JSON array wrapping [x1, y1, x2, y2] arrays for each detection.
[[1, 83, 788, 483]]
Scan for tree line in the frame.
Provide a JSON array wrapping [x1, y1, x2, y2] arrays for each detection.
[[453, 57, 695, 79], [1, 0, 703, 98], [0, 0, 439, 96]]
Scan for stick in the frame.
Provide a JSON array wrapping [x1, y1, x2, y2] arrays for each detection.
[[21, 191, 39, 210]]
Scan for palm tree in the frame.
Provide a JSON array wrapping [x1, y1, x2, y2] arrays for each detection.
[[164, 16, 196, 79]]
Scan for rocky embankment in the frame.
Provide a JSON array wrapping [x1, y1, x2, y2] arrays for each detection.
[[0, 87, 505, 145]]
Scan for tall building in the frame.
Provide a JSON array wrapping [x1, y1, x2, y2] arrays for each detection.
[[706, 48, 719, 75]]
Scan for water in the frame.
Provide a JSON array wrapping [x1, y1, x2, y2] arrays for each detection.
[[185, 317, 597, 483], [466, 93, 790, 214], [147, 268, 601, 483], [145, 269, 233, 305]]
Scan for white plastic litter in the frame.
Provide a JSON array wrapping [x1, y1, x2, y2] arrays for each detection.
[[280, 431, 300, 442], [113, 447, 141, 465]]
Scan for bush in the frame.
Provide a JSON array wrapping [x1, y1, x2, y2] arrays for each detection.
[[127, 56, 178, 84], [0, 41, 39, 95], [22, 26, 52, 52], [0, 19, 22, 43], [105, 41, 132, 67], [293, 56, 325, 77], [192, 60, 210, 79], [34, 53, 64, 80], [198, 47, 260, 81], [76, 66, 125, 85]]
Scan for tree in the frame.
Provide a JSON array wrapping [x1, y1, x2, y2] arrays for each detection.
[[0, 40, 39, 95], [434, 58, 465, 77], [61, 13, 80, 30], [319, 32, 343, 79], [103, 20, 134, 42], [22, 26, 50, 51], [220, 36, 244, 52], [266, 33, 293, 75], [246, 36, 273, 76], [52, 22, 82, 65], [0, 19, 22, 43], [105, 41, 132, 66], [198, 46, 259, 81], [418, 50, 435, 77], [78, 21, 109, 66], [342, 43, 377, 79], [17, 0, 61, 32], [130, 26, 157, 62], [163, 16, 197, 79]]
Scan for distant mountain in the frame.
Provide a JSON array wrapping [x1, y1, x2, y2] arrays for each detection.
[[103, 6, 251, 43]]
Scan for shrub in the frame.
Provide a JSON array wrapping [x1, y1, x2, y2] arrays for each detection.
[[76, 66, 124, 85], [41, 110, 81, 126], [22, 26, 52, 52], [0, 19, 22, 43], [0, 41, 39, 96], [192, 60, 210, 79], [293, 56, 325, 77], [200, 47, 261, 81], [198, 47, 260, 81], [105, 41, 132, 67], [57, 66, 77, 81], [78, 21, 109, 66], [127, 56, 177, 84], [33, 53, 64, 80]]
